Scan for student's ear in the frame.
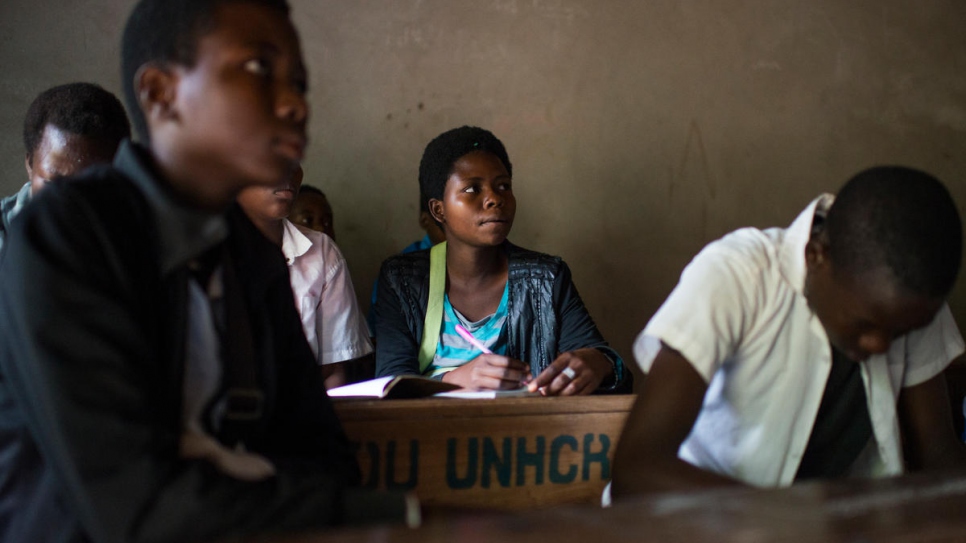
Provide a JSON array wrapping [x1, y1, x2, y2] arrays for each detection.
[[135, 63, 179, 127], [24, 155, 32, 179], [804, 232, 830, 270], [427, 199, 445, 225]]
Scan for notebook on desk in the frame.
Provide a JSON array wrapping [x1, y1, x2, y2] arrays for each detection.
[[328, 375, 458, 399], [434, 387, 539, 399], [328, 376, 538, 400]]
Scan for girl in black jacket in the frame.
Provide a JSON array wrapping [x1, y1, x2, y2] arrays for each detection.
[[374, 126, 628, 395]]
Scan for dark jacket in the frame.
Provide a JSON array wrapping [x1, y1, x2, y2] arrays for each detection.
[[0, 145, 392, 543], [374, 243, 630, 391]]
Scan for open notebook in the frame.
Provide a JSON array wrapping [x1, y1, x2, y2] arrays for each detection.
[[328, 376, 538, 400]]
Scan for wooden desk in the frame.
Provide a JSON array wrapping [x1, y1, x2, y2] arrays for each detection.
[[332, 395, 635, 510], [260, 469, 966, 543]]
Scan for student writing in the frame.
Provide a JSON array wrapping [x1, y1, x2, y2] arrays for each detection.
[[374, 126, 630, 395], [611, 166, 966, 498]]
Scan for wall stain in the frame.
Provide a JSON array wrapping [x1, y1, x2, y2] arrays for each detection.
[[669, 120, 716, 240], [669, 120, 715, 199]]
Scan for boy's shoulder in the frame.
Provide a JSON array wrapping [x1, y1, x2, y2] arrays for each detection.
[[2, 164, 159, 293], [20, 164, 149, 234], [693, 225, 788, 277]]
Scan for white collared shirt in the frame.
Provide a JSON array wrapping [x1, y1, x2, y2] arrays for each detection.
[[281, 220, 373, 365], [635, 195, 965, 487]]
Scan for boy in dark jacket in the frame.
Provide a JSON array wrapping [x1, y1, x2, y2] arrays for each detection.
[[0, 1, 409, 542]]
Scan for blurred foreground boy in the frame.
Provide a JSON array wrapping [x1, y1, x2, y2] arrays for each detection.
[[0, 1, 409, 542], [613, 167, 966, 498]]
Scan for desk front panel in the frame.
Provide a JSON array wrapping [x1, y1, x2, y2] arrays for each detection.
[[333, 395, 635, 510]]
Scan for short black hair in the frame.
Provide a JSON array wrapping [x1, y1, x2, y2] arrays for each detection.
[[22, 82, 131, 162], [418, 126, 512, 212], [121, 0, 291, 142], [826, 166, 962, 298], [418, 193, 430, 215]]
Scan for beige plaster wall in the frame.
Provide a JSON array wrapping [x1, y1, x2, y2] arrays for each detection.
[[2, 1, 965, 372]]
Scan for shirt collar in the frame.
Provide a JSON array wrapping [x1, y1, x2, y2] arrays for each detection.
[[13, 182, 32, 212], [281, 219, 313, 263], [779, 194, 835, 294], [113, 140, 228, 275]]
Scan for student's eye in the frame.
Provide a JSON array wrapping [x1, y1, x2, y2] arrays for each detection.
[[243, 58, 271, 76], [498, 182, 512, 191], [463, 186, 478, 194]]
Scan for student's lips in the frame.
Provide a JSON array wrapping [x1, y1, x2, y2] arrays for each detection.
[[273, 187, 297, 200], [275, 136, 307, 161]]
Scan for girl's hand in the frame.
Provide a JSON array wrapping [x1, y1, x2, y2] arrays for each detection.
[[528, 348, 614, 396], [441, 354, 531, 391]]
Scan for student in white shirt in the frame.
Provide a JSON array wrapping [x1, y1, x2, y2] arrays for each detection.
[[238, 166, 373, 389], [612, 166, 966, 498]]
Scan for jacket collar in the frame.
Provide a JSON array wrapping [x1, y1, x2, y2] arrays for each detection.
[[225, 205, 290, 300], [114, 140, 228, 276]]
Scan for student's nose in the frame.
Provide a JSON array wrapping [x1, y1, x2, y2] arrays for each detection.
[[276, 83, 308, 125], [483, 187, 503, 208]]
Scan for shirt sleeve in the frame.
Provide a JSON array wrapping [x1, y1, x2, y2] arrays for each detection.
[[635, 241, 764, 382], [316, 238, 373, 364], [900, 304, 965, 387]]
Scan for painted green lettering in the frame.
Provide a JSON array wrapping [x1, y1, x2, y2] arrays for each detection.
[[386, 440, 418, 490], [549, 435, 578, 484], [446, 438, 478, 489], [358, 442, 380, 490], [516, 436, 545, 486], [482, 437, 512, 488], [582, 433, 610, 481]]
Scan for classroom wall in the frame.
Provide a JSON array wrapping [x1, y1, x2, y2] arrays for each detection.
[[2, 0, 965, 375]]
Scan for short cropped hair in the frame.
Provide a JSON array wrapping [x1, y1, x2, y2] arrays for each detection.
[[418, 126, 512, 212], [22, 82, 131, 162], [825, 166, 962, 298], [121, 0, 291, 142]]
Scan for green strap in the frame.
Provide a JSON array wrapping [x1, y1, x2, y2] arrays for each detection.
[[418, 241, 447, 374]]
